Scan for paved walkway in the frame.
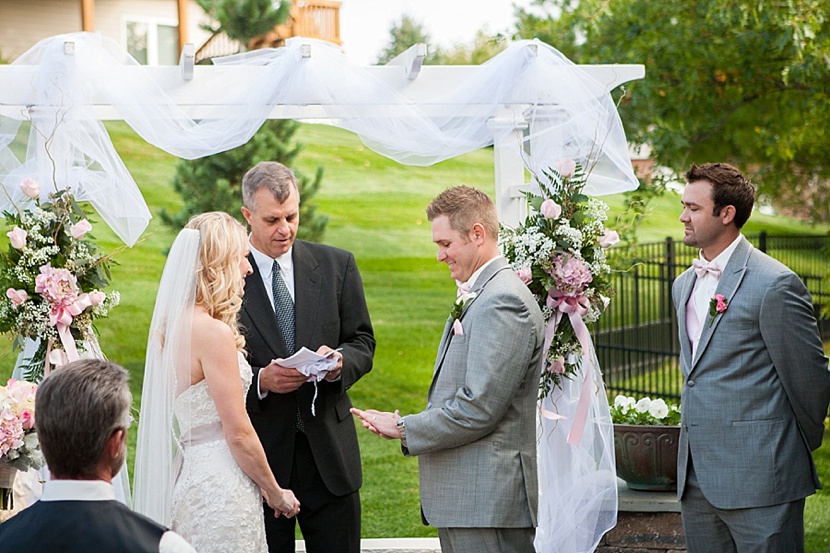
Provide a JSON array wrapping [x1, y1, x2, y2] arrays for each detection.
[[296, 538, 441, 553]]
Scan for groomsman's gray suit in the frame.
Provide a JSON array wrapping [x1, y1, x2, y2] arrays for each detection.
[[672, 236, 830, 547], [403, 257, 545, 535]]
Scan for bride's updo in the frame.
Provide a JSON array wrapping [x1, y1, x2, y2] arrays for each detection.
[[186, 212, 248, 351]]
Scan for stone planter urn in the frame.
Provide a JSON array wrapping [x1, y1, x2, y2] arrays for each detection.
[[613, 424, 680, 491]]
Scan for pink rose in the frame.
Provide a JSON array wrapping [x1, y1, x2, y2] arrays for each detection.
[[19, 409, 34, 430], [7, 226, 27, 249], [6, 288, 28, 307], [714, 294, 728, 313], [516, 266, 532, 285], [19, 177, 40, 199], [540, 199, 562, 219], [599, 230, 620, 248], [549, 356, 566, 373], [69, 219, 92, 239], [554, 159, 576, 179], [88, 290, 106, 305], [35, 264, 79, 307]]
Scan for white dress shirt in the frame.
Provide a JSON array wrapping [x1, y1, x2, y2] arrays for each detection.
[[41, 480, 197, 553], [250, 243, 295, 304]]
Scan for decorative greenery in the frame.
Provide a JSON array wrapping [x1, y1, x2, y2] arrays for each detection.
[[610, 394, 681, 426], [0, 183, 120, 381], [500, 160, 619, 398]]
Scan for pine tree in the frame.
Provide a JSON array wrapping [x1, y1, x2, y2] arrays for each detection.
[[160, 119, 327, 242], [163, 0, 328, 240]]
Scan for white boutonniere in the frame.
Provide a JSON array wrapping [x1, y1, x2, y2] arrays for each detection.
[[450, 291, 477, 321]]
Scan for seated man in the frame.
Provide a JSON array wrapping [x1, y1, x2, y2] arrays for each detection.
[[0, 359, 196, 553]]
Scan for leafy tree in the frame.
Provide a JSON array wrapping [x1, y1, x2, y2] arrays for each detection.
[[516, 0, 830, 221], [160, 120, 327, 242], [196, 0, 290, 43], [434, 30, 508, 65], [375, 14, 443, 65]]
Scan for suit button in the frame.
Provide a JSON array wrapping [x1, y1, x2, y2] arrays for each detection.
[[687, 379, 695, 387]]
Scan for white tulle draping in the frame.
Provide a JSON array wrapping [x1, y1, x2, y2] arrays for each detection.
[[0, 32, 638, 246], [535, 345, 618, 553]]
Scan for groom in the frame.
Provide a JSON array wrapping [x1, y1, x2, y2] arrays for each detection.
[[672, 162, 830, 553], [240, 161, 375, 553], [352, 185, 544, 553]]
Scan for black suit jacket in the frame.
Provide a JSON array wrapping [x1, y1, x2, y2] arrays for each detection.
[[241, 240, 375, 496]]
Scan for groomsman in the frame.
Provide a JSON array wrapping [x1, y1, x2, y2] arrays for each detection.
[[672, 162, 830, 553], [240, 161, 375, 553], [0, 359, 197, 552], [353, 185, 545, 553]]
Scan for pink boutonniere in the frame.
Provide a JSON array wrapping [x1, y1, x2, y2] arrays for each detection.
[[708, 294, 728, 327]]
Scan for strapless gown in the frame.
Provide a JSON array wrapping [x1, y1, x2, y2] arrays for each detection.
[[171, 352, 267, 553]]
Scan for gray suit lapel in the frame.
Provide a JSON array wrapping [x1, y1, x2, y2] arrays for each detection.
[[692, 237, 751, 368], [676, 269, 696, 372]]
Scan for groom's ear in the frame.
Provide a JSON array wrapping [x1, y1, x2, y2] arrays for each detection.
[[469, 223, 486, 245]]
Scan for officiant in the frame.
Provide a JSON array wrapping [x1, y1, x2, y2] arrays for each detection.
[[239, 161, 375, 553]]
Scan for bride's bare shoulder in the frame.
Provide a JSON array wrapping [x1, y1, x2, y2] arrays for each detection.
[[191, 306, 234, 349]]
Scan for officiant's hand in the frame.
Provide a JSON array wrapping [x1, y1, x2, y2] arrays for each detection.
[[317, 344, 343, 381], [260, 361, 307, 394]]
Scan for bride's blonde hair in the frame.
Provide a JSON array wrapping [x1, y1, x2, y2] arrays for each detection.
[[185, 212, 248, 351]]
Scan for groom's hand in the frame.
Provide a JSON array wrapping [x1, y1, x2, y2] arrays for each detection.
[[260, 361, 308, 394]]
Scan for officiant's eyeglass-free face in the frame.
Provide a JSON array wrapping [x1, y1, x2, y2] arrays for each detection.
[[242, 186, 300, 259]]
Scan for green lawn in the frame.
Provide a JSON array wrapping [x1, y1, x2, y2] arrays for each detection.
[[2, 122, 829, 548]]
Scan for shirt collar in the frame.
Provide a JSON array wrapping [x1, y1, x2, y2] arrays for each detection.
[[41, 479, 116, 502], [461, 255, 502, 291], [701, 234, 742, 273], [249, 238, 293, 276]]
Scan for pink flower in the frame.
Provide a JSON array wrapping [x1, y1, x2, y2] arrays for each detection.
[[599, 230, 620, 248], [7, 226, 27, 249], [69, 219, 92, 239], [554, 159, 576, 179], [88, 290, 106, 305], [19, 409, 34, 431], [19, 177, 40, 199], [34, 264, 79, 308], [540, 199, 562, 219], [6, 288, 28, 307], [707, 294, 729, 327], [547, 255, 593, 297], [516, 266, 532, 285], [452, 319, 464, 336], [549, 356, 566, 373]]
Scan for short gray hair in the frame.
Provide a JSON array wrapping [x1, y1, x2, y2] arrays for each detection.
[[242, 161, 298, 211], [35, 359, 132, 479]]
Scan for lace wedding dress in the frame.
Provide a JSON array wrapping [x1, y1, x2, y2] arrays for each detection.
[[171, 352, 267, 553]]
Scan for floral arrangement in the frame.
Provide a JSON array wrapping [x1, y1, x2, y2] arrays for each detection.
[[450, 291, 476, 321], [0, 378, 44, 509], [500, 160, 619, 398], [0, 179, 120, 381], [610, 394, 681, 426], [708, 293, 728, 327]]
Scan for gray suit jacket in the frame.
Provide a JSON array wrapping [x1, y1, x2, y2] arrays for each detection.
[[672, 236, 830, 509], [403, 257, 545, 528]]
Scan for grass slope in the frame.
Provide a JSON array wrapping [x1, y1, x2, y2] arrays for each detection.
[[1, 122, 828, 547]]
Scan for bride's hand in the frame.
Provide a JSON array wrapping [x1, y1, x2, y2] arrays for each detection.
[[266, 488, 300, 518]]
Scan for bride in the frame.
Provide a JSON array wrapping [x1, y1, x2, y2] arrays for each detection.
[[134, 212, 300, 552]]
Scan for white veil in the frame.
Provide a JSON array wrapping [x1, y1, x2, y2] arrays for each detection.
[[133, 229, 200, 526]]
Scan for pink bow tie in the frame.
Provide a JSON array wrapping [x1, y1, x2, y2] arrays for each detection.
[[693, 258, 721, 279], [456, 280, 472, 297]]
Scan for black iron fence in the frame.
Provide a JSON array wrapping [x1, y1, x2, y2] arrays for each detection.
[[597, 233, 830, 401]]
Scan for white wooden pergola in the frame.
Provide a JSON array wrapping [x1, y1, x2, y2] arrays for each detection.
[[0, 38, 644, 237]]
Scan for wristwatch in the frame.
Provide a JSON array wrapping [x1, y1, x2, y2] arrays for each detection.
[[396, 417, 407, 448]]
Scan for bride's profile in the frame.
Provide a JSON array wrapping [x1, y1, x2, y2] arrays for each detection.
[[134, 211, 299, 552]]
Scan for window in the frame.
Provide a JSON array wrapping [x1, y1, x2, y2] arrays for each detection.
[[124, 17, 179, 65]]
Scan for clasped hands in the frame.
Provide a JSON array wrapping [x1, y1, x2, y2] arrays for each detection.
[[350, 408, 401, 440], [259, 345, 343, 394]]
